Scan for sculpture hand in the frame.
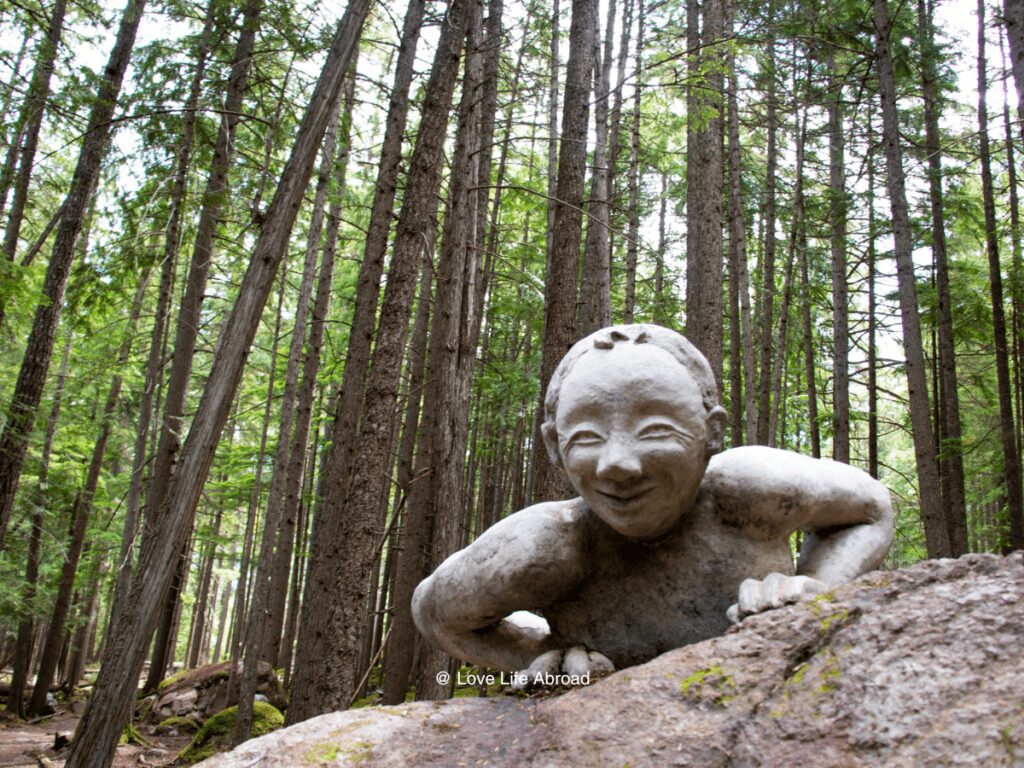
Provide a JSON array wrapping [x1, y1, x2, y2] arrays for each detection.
[[726, 572, 828, 623], [509, 646, 615, 691]]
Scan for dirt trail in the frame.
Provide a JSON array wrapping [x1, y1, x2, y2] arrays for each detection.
[[0, 709, 191, 767]]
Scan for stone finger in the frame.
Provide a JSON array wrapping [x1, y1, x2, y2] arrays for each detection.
[[587, 650, 615, 676], [562, 646, 590, 677], [738, 578, 766, 616], [762, 572, 788, 607]]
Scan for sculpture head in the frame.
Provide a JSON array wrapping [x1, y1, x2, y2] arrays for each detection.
[[541, 325, 727, 539]]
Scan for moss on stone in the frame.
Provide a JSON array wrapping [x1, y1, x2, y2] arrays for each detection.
[[177, 702, 284, 764], [304, 742, 340, 762], [679, 664, 736, 707], [156, 667, 192, 693]]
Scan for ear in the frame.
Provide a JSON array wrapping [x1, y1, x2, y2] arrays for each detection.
[[705, 406, 728, 456], [541, 421, 562, 468]]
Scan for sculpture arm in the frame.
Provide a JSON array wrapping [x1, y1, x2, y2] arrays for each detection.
[[707, 446, 894, 586], [412, 501, 587, 672]]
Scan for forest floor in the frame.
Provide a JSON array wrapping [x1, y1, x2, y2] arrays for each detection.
[[0, 706, 192, 767]]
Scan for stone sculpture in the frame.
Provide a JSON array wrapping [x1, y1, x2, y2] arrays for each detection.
[[412, 324, 893, 682]]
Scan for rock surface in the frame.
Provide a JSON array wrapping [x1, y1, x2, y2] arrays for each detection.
[[202, 553, 1024, 767]]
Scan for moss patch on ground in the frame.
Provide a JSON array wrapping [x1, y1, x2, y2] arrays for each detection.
[[177, 702, 284, 764], [156, 715, 199, 733]]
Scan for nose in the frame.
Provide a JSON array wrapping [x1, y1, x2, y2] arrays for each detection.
[[595, 435, 642, 482]]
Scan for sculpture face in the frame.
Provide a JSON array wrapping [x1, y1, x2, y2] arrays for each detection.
[[555, 344, 709, 539]]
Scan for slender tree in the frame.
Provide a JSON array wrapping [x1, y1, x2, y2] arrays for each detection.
[[64, 0, 373, 759], [288, 0, 473, 722], [918, 0, 968, 554], [0, 0, 67, 269], [532, 0, 597, 502], [873, 0, 950, 557], [0, 0, 147, 553], [977, 0, 1024, 550], [827, 53, 850, 463]]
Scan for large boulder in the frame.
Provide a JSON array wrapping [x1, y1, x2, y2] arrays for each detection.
[[151, 661, 286, 726], [202, 553, 1024, 766]]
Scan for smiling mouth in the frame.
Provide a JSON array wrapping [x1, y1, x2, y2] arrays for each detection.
[[597, 486, 653, 505]]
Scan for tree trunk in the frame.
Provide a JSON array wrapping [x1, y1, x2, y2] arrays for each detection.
[[187, 507, 222, 668], [755, 6, 778, 444], [827, 53, 850, 463], [577, 0, 615, 335], [623, 0, 643, 324], [230, 272, 286, 658], [0, 0, 147, 553], [546, 0, 562, 267], [6, 338, 72, 717], [288, 0, 470, 724], [62, 556, 105, 694], [0, 0, 67, 268], [0, 28, 31, 219], [978, 0, 1024, 551], [65, 1, 372, 760], [142, 0, 263, 692], [297, 0, 426, 624], [531, 0, 596, 503], [867, 118, 879, 480], [726, 1, 756, 445], [414, 0, 489, 700], [685, 0, 725, 384], [379, 264, 433, 705], [27, 272, 146, 715], [873, 0, 950, 557], [1005, 0, 1024, 112], [256, 103, 343, 675], [918, 0, 968, 554]]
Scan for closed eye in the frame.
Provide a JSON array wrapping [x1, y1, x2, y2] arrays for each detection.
[[565, 429, 604, 450], [637, 422, 691, 441]]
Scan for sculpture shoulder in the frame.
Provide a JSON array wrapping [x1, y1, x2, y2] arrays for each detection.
[[701, 446, 826, 535], [702, 445, 890, 536], [459, 497, 589, 576]]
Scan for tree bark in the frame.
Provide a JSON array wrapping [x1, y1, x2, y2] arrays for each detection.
[[725, 12, 756, 445], [685, 0, 725, 384], [873, 0, 950, 557], [109, 0, 216, 636], [298, 0, 426, 603], [27, 270, 147, 716], [1005, 0, 1024, 112], [867, 117, 879, 479], [755, 6, 778, 444], [827, 53, 850, 463], [577, 0, 616, 334], [623, 0, 643, 324], [227, 270, 285, 658]]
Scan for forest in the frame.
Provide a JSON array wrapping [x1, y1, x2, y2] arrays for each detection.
[[0, 0, 1023, 761]]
